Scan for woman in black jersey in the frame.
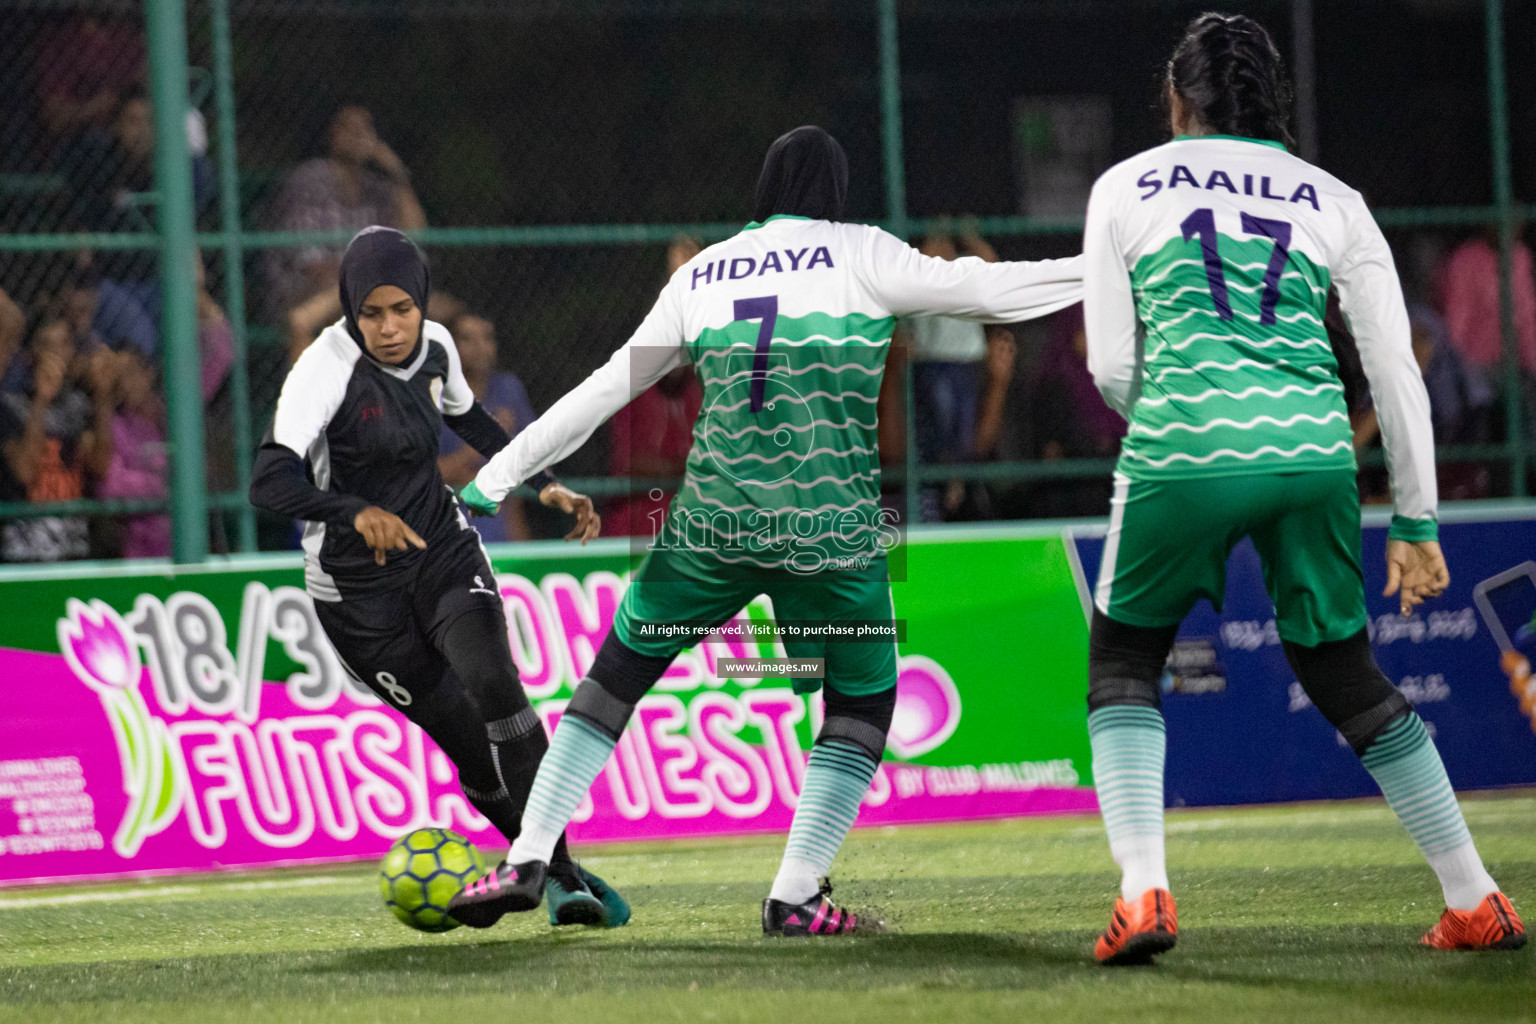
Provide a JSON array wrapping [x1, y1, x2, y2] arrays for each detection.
[[250, 227, 627, 927]]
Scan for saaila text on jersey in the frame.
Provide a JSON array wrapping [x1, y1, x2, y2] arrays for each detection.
[[1136, 164, 1320, 211]]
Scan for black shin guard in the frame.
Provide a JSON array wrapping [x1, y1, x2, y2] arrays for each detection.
[[405, 681, 533, 847], [1283, 628, 1409, 755], [817, 686, 896, 761], [478, 702, 572, 866], [1087, 609, 1178, 713], [564, 632, 675, 740]]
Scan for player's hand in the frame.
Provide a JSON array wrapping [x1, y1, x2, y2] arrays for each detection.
[[540, 483, 600, 545], [1384, 539, 1450, 617], [1502, 651, 1536, 719], [459, 480, 500, 517], [353, 506, 426, 566]]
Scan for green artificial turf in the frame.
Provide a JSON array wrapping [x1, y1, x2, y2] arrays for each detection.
[[1, 795, 1531, 1023]]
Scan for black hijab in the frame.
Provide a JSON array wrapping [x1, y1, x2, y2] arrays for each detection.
[[751, 125, 848, 224], [338, 226, 430, 354]]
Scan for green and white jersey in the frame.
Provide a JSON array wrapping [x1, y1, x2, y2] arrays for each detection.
[[1083, 134, 1437, 534], [476, 214, 1082, 569]]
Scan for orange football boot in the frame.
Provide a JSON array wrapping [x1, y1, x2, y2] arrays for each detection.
[[1420, 892, 1527, 951], [1095, 887, 1178, 965]]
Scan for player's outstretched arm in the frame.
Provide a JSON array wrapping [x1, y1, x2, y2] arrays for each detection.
[[854, 225, 1084, 326], [470, 282, 688, 507]]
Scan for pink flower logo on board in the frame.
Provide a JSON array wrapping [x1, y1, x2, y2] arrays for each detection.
[[58, 598, 142, 693], [888, 655, 962, 759]]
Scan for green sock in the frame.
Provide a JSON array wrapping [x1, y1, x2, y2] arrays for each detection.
[[769, 740, 878, 904], [1088, 705, 1169, 901], [506, 716, 614, 865]]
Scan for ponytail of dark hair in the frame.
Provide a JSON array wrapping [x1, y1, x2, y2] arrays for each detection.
[[1167, 12, 1295, 149]]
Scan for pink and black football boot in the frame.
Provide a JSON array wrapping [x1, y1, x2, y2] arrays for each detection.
[[448, 858, 546, 928], [762, 878, 868, 936]]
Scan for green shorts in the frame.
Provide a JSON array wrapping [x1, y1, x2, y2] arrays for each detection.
[[610, 545, 898, 696], [1094, 469, 1367, 647]]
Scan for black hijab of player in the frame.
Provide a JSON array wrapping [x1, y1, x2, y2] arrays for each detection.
[[752, 125, 849, 223], [338, 226, 430, 353], [1166, 12, 1295, 150]]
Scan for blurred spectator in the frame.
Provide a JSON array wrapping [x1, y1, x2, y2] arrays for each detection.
[[0, 288, 25, 385], [974, 326, 1018, 459], [197, 256, 236, 401], [1352, 302, 1493, 501], [59, 267, 156, 359], [437, 313, 536, 543], [0, 320, 115, 562], [1027, 303, 1126, 518], [98, 348, 170, 558], [895, 224, 1007, 521], [0, 290, 21, 345], [607, 366, 702, 537], [0, 292, 24, 510], [605, 236, 704, 537], [263, 106, 427, 346], [66, 88, 215, 304], [35, 14, 144, 154], [1413, 302, 1495, 445], [1437, 226, 1536, 377], [198, 256, 237, 554]]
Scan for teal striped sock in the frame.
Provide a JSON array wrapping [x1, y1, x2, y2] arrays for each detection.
[[1361, 713, 1495, 909], [770, 740, 878, 904], [505, 716, 614, 865], [1088, 705, 1170, 901], [1361, 714, 1471, 855]]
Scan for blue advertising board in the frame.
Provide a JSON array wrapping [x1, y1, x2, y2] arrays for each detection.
[[1067, 505, 1536, 807]]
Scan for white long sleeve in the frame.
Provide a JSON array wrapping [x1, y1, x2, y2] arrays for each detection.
[[474, 285, 687, 502], [1081, 177, 1140, 418], [856, 228, 1083, 323], [1335, 202, 1438, 526]]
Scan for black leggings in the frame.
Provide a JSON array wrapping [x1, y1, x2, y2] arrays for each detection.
[[1087, 609, 1407, 754], [427, 607, 570, 864]]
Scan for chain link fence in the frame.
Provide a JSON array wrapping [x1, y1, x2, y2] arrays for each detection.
[[0, 0, 1531, 562]]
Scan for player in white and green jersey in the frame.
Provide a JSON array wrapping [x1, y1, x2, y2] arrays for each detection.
[[1081, 13, 1524, 964], [446, 125, 1082, 933]]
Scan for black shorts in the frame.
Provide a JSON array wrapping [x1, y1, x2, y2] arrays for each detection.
[[314, 525, 504, 711]]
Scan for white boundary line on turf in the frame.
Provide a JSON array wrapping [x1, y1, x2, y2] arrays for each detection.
[[0, 875, 349, 910]]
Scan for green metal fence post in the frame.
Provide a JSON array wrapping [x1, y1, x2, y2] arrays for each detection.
[[878, 0, 918, 528], [210, 0, 256, 552], [1486, 0, 1526, 496], [146, 0, 209, 561]]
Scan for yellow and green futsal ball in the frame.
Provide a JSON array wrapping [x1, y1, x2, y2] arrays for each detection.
[[378, 827, 488, 932]]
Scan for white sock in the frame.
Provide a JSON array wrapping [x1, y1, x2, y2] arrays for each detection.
[[768, 856, 822, 905], [1111, 834, 1169, 902], [506, 821, 561, 867], [1425, 839, 1498, 911]]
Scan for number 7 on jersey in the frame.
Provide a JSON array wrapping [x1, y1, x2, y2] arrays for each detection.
[[733, 296, 779, 413]]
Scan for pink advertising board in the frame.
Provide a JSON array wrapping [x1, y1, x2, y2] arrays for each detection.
[[0, 537, 1099, 886]]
